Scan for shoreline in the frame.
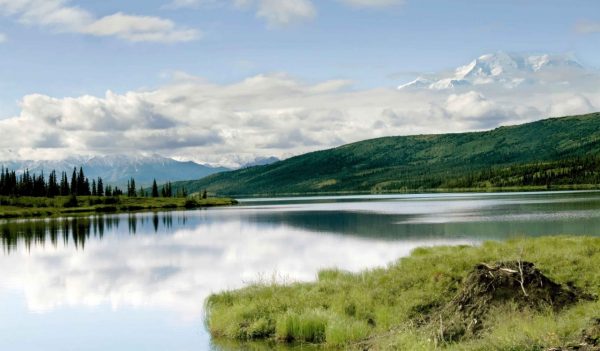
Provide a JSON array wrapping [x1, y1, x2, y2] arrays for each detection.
[[214, 184, 600, 199], [206, 236, 600, 350], [0, 195, 238, 220]]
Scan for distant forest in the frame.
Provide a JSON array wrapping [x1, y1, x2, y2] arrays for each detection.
[[375, 155, 600, 191], [0, 167, 182, 198]]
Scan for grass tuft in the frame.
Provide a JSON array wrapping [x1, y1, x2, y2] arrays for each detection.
[[206, 236, 600, 350]]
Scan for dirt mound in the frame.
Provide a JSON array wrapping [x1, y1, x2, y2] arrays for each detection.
[[548, 318, 600, 351], [436, 261, 595, 343]]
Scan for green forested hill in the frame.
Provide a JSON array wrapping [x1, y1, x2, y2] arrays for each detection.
[[175, 112, 600, 196]]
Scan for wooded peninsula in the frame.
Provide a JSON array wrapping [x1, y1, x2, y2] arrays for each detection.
[[0, 166, 236, 219]]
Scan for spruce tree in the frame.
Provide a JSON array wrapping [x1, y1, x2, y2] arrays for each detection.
[[60, 172, 69, 196], [0, 166, 4, 195], [70, 168, 77, 195], [84, 178, 90, 196], [151, 180, 159, 198], [77, 167, 85, 195], [130, 178, 136, 197], [97, 178, 104, 197], [48, 170, 59, 197]]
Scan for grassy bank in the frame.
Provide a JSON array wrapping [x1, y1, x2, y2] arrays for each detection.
[[206, 236, 600, 350], [0, 195, 237, 219]]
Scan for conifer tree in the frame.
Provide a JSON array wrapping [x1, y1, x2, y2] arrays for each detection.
[[48, 170, 59, 197], [130, 178, 136, 197], [84, 177, 90, 196], [70, 168, 77, 195], [151, 180, 159, 198], [60, 172, 69, 196], [31, 171, 46, 196], [77, 167, 85, 195], [112, 187, 123, 196], [0, 166, 4, 195], [97, 178, 104, 197]]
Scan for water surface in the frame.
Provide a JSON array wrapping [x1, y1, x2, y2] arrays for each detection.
[[1, 191, 600, 350]]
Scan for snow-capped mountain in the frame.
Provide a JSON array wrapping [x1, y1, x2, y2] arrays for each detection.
[[1, 155, 230, 186], [398, 52, 584, 90]]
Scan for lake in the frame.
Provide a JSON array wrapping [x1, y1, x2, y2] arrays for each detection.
[[2, 191, 600, 350]]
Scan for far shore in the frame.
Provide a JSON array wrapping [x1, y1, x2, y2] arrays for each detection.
[[0, 195, 238, 219], [219, 184, 600, 199]]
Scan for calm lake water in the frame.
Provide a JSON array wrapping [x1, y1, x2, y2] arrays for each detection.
[[2, 191, 600, 350]]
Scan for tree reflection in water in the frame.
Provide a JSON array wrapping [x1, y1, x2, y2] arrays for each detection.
[[0, 212, 180, 253]]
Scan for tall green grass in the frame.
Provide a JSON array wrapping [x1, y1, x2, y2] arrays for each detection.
[[206, 236, 600, 350]]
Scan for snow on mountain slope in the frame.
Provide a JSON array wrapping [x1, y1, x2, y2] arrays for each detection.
[[1, 155, 229, 186], [398, 52, 585, 90]]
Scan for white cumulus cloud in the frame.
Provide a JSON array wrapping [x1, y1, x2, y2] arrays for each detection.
[[1, 52, 599, 166], [0, 0, 200, 43], [548, 94, 595, 117], [1, 64, 599, 167], [445, 91, 517, 128], [164, 0, 403, 27]]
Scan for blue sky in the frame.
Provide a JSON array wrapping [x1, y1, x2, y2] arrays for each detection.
[[0, 0, 600, 164], [1, 0, 598, 107]]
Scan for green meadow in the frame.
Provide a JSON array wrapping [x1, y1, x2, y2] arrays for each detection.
[[0, 195, 237, 219], [206, 236, 600, 350]]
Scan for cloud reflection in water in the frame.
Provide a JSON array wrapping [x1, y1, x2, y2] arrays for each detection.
[[0, 211, 474, 320]]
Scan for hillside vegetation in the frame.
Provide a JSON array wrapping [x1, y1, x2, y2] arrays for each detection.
[[174, 113, 600, 196]]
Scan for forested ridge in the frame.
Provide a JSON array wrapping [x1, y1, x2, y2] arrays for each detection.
[[171, 112, 600, 196]]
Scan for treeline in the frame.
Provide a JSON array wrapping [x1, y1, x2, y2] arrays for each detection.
[[376, 155, 600, 191], [439, 156, 600, 189], [0, 167, 118, 197], [148, 180, 188, 198], [0, 166, 186, 198]]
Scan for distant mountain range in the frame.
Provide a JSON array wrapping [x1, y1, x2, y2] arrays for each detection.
[[1, 155, 229, 187], [170, 112, 600, 196], [398, 52, 584, 90], [1, 154, 282, 187]]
